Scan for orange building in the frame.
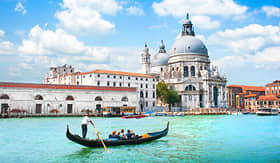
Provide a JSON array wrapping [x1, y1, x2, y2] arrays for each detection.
[[254, 80, 280, 110], [227, 85, 265, 110]]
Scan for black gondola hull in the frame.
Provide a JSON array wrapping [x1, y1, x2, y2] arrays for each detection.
[[66, 122, 169, 148]]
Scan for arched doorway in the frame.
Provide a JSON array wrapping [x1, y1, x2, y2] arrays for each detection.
[[95, 96, 103, 113], [35, 95, 43, 114], [213, 87, 218, 107], [66, 95, 74, 114], [0, 94, 9, 114]]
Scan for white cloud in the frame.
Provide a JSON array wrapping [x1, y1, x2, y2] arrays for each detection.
[[214, 46, 280, 71], [15, 2, 27, 15], [0, 41, 15, 55], [16, 25, 143, 74], [0, 29, 5, 38], [262, 6, 280, 17], [18, 25, 86, 55], [252, 46, 280, 69], [152, 0, 247, 17], [56, 0, 122, 35], [208, 24, 280, 54], [126, 6, 144, 16], [192, 16, 220, 29]]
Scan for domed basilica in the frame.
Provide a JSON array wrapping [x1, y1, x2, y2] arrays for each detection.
[[141, 14, 227, 109]]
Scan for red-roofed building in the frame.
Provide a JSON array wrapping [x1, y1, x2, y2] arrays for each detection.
[[227, 85, 265, 110], [44, 66, 157, 111], [0, 82, 138, 116]]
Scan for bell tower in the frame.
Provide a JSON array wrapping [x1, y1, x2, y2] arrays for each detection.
[[141, 42, 151, 74], [182, 13, 195, 36]]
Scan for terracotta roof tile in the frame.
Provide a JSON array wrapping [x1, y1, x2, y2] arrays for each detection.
[[227, 85, 264, 91], [257, 95, 279, 101], [0, 82, 136, 92], [244, 94, 256, 98], [80, 69, 154, 78]]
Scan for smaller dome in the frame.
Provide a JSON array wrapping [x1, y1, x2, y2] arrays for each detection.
[[152, 52, 169, 67], [152, 40, 169, 66]]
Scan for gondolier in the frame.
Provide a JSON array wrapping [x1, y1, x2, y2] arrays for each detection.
[[81, 113, 95, 138]]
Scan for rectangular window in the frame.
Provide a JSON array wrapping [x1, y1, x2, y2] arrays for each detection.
[[90, 74, 92, 77], [153, 102, 155, 107], [128, 83, 130, 87], [141, 84, 143, 88], [120, 76, 122, 79], [113, 82, 116, 87], [107, 81, 110, 86], [136, 77, 138, 80], [153, 92, 155, 98], [146, 101, 148, 107], [146, 84, 148, 88], [120, 82, 122, 87], [146, 91, 148, 98], [146, 78, 148, 81], [153, 84, 155, 89], [184, 66, 188, 77], [97, 81, 100, 86]]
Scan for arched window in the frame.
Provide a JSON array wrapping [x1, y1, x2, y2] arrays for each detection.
[[191, 66, 195, 76], [140, 91, 144, 98], [121, 96, 128, 102], [35, 95, 43, 100], [95, 96, 103, 101], [184, 66, 188, 77], [66, 96, 74, 101], [185, 85, 196, 91], [0, 94, 9, 99]]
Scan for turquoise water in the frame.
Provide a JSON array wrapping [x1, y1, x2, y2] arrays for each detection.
[[0, 115, 280, 162]]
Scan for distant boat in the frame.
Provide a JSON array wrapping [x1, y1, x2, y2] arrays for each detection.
[[121, 114, 148, 119], [242, 111, 250, 115], [256, 108, 278, 116]]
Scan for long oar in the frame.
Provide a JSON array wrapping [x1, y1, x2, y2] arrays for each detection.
[[92, 124, 109, 151]]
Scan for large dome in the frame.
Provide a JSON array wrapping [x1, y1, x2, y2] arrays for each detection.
[[171, 35, 208, 56]]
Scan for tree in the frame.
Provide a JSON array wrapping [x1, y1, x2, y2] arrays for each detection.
[[156, 82, 180, 111]]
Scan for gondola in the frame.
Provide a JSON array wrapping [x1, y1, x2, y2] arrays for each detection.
[[66, 122, 169, 148]]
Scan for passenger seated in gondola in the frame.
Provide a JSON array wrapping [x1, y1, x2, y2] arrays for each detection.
[[108, 130, 121, 140], [120, 129, 126, 140], [126, 129, 135, 139]]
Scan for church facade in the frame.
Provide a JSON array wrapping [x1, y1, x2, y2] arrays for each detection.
[[142, 14, 227, 109]]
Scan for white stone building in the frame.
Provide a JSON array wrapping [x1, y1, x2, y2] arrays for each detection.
[[0, 82, 138, 115], [145, 14, 227, 109], [44, 70, 157, 111]]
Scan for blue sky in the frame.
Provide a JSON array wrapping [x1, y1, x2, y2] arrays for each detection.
[[0, 0, 279, 86]]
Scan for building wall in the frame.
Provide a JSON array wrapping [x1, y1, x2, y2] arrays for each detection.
[[0, 86, 138, 114], [44, 69, 157, 111]]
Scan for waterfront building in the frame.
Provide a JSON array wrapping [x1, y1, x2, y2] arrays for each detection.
[[0, 82, 138, 115], [149, 14, 227, 109], [227, 85, 265, 110], [44, 69, 157, 112], [254, 80, 280, 110]]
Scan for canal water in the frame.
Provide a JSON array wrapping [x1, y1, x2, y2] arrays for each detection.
[[0, 115, 280, 162]]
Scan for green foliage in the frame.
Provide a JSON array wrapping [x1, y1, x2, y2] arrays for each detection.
[[156, 82, 180, 106]]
